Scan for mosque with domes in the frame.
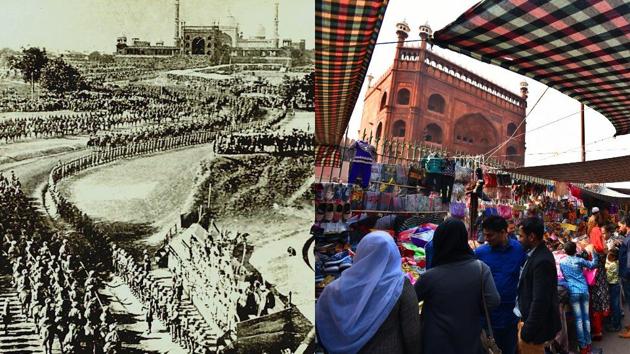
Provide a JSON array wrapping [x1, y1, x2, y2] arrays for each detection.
[[115, 0, 305, 65]]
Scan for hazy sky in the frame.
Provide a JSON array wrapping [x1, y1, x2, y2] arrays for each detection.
[[348, 0, 630, 187], [0, 0, 313, 53]]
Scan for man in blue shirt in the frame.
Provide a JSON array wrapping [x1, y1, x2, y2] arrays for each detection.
[[425, 239, 434, 269], [617, 215, 630, 338], [476, 215, 527, 354], [507, 220, 517, 241]]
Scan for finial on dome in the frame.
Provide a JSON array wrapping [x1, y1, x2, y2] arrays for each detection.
[[520, 80, 529, 100], [419, 22, 433, 40]]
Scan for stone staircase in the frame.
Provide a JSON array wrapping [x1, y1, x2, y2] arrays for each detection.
[[0, 275, 47, 354]]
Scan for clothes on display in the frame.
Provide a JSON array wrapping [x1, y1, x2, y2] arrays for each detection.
[[316, 141, 630, 354], [347, 140, 377, 188]]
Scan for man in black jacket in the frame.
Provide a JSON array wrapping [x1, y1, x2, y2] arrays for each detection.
[[515, 217, 561, 353]]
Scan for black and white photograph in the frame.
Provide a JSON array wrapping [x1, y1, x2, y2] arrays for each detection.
[[0, 0, 314, 353]]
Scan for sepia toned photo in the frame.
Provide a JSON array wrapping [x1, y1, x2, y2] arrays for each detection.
[[0, 0, 314, 353]]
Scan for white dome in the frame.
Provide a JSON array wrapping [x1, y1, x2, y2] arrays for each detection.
[[225, 15, 237, 27], [256, 24, 266, 38]]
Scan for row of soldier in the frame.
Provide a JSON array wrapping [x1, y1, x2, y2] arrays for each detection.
[[0, 111, 158, 143], [2, 90, 277, 146], [214, 129, 313, 155], [0, 173, 120, 354], [111, 246, 231, 353]]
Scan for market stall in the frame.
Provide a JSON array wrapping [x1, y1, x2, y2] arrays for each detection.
[[312, 135, 630, 301]]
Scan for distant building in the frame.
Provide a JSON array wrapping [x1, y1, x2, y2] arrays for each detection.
[[116, 37, 179, 56], [359, 21, 528, 165], [115, 0, 305, 67]]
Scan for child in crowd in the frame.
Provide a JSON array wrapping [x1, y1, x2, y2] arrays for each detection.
[[605, 248, 622, 332], [559, 242, 598, 354]]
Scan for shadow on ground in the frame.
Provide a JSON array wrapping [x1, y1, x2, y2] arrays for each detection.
[[95, 220, 159, 259]]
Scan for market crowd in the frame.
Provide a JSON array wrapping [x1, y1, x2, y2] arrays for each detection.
[[0, 172, 120, 353], [316, 199, 630, 354]]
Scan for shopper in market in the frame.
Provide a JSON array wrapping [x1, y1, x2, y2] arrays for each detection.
[[587, 212, 609, 341], [559, 242, 599, 353], [605, 247, 622, 333], [617, 215, 630, 338], [415, 218, 500, 354], [316, 231, 421, 354], [515, 217, 562, 353], [475, 215, 527, 354]]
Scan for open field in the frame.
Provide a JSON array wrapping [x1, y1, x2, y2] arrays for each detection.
[[57, 144, 214, 253]]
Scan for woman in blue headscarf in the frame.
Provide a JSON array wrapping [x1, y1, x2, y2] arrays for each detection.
[[316, 231, 421, 354]]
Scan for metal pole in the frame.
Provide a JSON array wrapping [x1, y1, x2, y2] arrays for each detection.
[[580, 103, 585, 162]]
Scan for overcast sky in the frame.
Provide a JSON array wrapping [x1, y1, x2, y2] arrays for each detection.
[[347, 0, 630, 186], [0, 0, 313, 53]]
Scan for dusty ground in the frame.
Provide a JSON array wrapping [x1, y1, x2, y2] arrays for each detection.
[[0, 135, 88, 165], [278, 110, 313, 132], [57, 144, 214, 250]]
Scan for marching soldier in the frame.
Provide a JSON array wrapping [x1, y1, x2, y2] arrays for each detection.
[[104, 323, 120, 354]]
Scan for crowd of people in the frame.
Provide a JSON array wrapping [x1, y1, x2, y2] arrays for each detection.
[[112, 245, 228, 354], [110, 225, 281, 353], [86, 121, 218, 149], [214, 129, 313, 155], [316, 206, 630, 354], [0, 111, 157, 143], [0, 172, 119, 353]]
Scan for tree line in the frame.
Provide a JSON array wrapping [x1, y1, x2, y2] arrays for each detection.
[[8, 47, 87, 94]]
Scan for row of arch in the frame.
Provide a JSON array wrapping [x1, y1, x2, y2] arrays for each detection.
[[379, 90, 520, 135], [380, 90, 446, 113], [374, 120, 520, 161], [376, 116, 518, 138]]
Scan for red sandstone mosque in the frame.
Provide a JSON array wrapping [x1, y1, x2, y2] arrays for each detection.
[[359, 21, 528, 165]]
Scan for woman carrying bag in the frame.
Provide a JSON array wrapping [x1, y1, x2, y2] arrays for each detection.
[[415, 218, 501, 354]]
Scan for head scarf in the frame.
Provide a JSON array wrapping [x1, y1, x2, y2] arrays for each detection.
[[432, 218, 474, 267], [316, 231, 405, 354]]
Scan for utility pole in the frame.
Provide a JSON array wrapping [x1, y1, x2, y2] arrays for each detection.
[[580, 103, 585, 162]]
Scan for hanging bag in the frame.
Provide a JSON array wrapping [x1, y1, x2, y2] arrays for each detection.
[[450, 202, 467, 219], [478, 261, 502, 354], [583, 268, 598, 286]]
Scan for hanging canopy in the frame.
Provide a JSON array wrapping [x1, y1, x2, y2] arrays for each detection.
[[315, 0, 390, 166], [505, 154, 630, 183], [609, 187, 630, 195], [577, 185, 630, 204], [433, 0, 630, 136]]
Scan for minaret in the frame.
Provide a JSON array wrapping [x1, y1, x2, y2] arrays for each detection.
[[273, 1, 280, 48], [366, 74, 374, 88], [174, 0, 180, 46], [520, 81, 529, 100], [418, 21, 432, 51], [394, 20, 410, 65]]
